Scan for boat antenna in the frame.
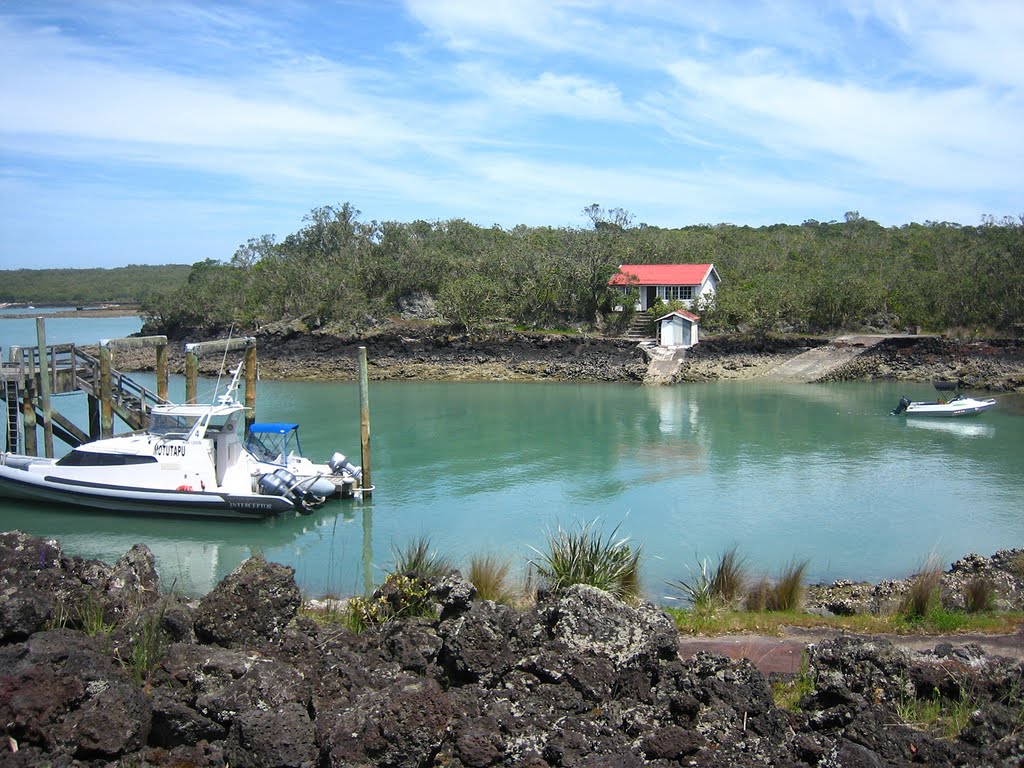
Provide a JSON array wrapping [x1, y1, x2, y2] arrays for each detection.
[[210, 323, 237, 404]]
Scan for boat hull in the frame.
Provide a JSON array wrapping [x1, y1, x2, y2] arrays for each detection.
[[904, 398, 996, 417], [0, 464, 295, 520]]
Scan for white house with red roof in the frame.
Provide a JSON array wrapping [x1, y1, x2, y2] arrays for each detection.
[[608, 263, 720, 312]]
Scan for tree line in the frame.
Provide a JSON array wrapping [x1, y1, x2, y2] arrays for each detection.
[[0, 265, 191, 307], [128, 204, 1022, 338]]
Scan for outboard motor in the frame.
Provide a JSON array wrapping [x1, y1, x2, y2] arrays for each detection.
[[891, 396, 911, 415], [259, 471, 294, 500], [329, 452, 363, 481]]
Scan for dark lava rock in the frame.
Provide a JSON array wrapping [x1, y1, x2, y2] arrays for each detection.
[[4, 531, 1024, 767], [193, 554, 301, 648]]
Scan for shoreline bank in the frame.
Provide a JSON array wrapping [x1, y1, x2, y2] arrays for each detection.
[[106, 328, 1024, 391]]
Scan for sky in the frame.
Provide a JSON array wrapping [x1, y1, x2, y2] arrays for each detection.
[[1, 1, 1022, 269]]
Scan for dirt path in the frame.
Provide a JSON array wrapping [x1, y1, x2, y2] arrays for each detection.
[[677, 625, 1024, 674]]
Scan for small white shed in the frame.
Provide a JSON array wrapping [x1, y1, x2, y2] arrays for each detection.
[[657, 309, 700, 348]]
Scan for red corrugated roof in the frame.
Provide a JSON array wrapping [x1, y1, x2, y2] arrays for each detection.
[[657, 309, 700, 322], [608, 264, 715, 286]]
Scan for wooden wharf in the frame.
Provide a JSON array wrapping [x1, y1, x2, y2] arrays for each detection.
[[1, 318, 259, 458], [1, 333, 169, 456]]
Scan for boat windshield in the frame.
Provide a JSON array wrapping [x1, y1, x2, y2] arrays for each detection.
[[149, 413, 201, 438]]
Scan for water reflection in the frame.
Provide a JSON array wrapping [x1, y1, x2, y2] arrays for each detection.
[[0, 499, 367, 596], [903, 419, 996, 438]]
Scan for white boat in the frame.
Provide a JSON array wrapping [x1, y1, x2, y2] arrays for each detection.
[[0, 365, 362, 519], [891, 380, 996, 418]]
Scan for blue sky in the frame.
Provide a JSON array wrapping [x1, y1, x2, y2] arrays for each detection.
[[1, 1, 1022, 269]]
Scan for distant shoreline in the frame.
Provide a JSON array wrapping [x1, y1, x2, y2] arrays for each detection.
[[0, 304, 140, 320]]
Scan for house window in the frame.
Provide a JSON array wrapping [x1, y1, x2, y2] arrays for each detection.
[[658, 286, 695, 301]]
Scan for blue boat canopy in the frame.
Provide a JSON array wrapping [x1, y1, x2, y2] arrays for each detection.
[[249, 422, 299, 434]]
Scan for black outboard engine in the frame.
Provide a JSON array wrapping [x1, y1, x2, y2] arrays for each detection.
[[259, 470, 295, 500], [891, 396, 911, 415]]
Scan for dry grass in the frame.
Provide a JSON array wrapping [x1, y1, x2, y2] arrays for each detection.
[[963, 577, 996, 613], [468, 554, 516, 605], [668, 608, 1024, 637], [743, 558, 809, 613], [903, 558, 944, 620]]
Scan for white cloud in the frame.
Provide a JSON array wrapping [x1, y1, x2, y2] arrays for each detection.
[[0, 1, 1021, 267]]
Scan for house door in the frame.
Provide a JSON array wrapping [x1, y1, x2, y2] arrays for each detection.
[[645, 287, 656, 311]]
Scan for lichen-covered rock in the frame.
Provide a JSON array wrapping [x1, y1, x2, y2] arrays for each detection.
[[4, 537, 1024, 767], [193, 554, 301, 648]]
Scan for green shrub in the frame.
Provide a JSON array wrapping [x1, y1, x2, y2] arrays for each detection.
[[530, 520, 642, 601], [345, 573, 434, 632]]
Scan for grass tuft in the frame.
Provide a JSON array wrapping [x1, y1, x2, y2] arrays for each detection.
[[468, 554, 515, 605], [964, 577, 996, 613], [1007, 552, 1024, 581], [668, 545, 748, 613], [530, 520, 642, 601], [768, 558, 809, 612], [392, 536, 455, 581], [742, 559, 809, 612], [903, 558, 944, 620], [896, 684, 978, 740], [772, 652, 815, 712]]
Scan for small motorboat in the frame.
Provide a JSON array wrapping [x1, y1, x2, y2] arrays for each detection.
[[891, 380, 996, 417], [0, 364, 362, 519]]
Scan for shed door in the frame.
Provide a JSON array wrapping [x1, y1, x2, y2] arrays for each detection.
[[680, 321, 692, 347]]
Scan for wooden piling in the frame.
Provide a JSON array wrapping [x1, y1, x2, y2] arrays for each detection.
[[244, 343, 257, 432], [99, 345, 113, 438], [358, 346, 372, 496], [155, 342, 168, 402], [22, 382, 37, 456], [185, 348, 198, 404], [184, 337, 256, 416], [36, 318, 55, 458]]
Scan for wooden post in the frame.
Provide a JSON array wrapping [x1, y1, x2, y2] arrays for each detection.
[[185, 348, 198, 404], [156, 341, 168, 402], [35, 318, 54, 458], [22, 382, 37, 456], [244, 342, 257, 431], [88, 394, 100, 440], [358, 346, 372, 496], [99, 345, 113, 438]]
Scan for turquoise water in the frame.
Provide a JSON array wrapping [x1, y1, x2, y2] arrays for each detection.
[[2, 317, 1023, 601]]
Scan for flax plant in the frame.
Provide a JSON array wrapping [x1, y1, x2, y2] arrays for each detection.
[[392, 536, 455, 581], [667, 546, 749, 613], [530, 520, 642, 602]]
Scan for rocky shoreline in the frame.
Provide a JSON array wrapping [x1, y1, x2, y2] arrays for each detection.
[[102, 326, 1024, 391], [2, 531, 1023, 767]]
